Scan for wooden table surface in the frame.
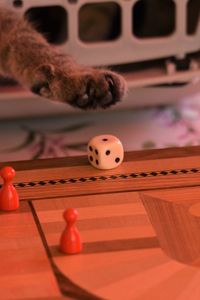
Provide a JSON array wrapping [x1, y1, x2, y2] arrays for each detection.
[[1, 146, 200, 299]]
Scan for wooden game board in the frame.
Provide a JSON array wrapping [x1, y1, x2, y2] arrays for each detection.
[[1, 146, 200, 300]]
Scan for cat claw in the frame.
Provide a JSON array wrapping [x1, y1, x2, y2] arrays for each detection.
[[69, 72, 126, 110]]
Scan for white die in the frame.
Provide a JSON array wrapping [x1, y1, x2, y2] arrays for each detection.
[[87, 135, 124, 170]]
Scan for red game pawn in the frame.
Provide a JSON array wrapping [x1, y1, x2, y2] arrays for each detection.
[[60, 208, 82, 255], [0, 166, 19, 211]]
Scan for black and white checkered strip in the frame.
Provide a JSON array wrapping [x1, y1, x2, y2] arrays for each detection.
[[0, 167, 198, 189]]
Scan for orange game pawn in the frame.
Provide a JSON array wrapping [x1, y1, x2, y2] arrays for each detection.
[[0, 166, 19, 211], [60, 208, 82, 255]]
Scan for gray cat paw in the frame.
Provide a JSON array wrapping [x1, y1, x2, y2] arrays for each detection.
[[31, 64, 127, 110]]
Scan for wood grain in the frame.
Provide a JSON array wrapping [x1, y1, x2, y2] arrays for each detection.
[[1, 147, 200, 200], [0, 202, 60, 300], [32, 191, 200, 300], [140, 187, 200, 265], [1, 146, 200, 299], [33, 192, 159, 300]]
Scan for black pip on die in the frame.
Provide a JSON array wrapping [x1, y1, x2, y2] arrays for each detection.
[[87, 135, 124, 170]]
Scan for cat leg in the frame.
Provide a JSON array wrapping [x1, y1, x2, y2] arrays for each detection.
[[0, 7, 127, 109]]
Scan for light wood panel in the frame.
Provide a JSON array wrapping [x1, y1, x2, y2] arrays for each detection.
[[33, 191, 200, 300], [140, 186, 200, 266], [0, 202, 60, 300]]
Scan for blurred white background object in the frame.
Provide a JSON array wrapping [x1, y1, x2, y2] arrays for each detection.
[[0, 0, 200, 117]]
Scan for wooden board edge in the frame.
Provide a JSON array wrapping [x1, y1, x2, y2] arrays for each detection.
[[1, 146, 200, 171]]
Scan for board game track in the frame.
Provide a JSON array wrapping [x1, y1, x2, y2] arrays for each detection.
[[28, 201, 103, 300], [50, 237, 159, 256], [0, 167, 198, 189]]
